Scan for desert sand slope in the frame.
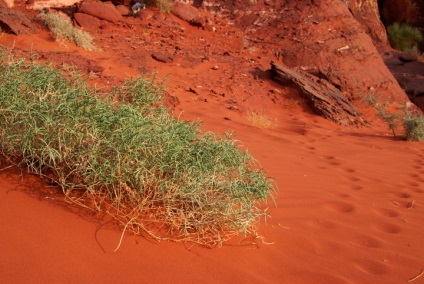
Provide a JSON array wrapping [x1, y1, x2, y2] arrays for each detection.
[[0, 4, 424, 283], [1, 98, 424, 283]]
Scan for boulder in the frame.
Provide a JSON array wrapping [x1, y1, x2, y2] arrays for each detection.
[[171, 2, 205, 27], [115, 4, 130, 16], [79, 1, 123, 23], [138, 10, 154, 21], [74, 12, 102, 28], [271, 61, 368, 127]]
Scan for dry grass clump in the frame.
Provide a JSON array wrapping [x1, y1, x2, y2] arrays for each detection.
[[140, 0, 172, 13], [40, 12, 97, 51], [245, 110, 277, 129], [143, 0, 172, 13], [0, 50, 275, 246], [156, 0, 173, 13]]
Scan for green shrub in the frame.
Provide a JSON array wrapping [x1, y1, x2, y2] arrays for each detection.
[[387, 22, 423, 52], [40, 12, 97, 51], [0, 50, 274, 246], [361, 92, 424, 141], [360, 92, 401, 137], [403, 109, 424, 141]]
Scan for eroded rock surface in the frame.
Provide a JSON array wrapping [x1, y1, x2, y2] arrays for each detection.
[[172, 2, 205, 27], [348, 0, 389, 44], [271, 61, 368, 127], [79, 1, 123, 23], [0, 1, 34, 35]]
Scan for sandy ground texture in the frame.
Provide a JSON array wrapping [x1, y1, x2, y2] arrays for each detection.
[[1, 5, 424, 284]]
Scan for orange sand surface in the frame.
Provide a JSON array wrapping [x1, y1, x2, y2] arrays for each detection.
[[1, 100, 423, 283], [1, 15, 424, 283]]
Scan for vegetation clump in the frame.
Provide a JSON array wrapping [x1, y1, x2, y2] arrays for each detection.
[[40, 12, 97, 51], [140, 0, 172, 13], [157, 0, 173, 13], [361, 92, 424, 141], [387, 22, 423, 54], [0, 50, 274, 246], [245, 110, 277, 129], [403, 108, 424, 141]]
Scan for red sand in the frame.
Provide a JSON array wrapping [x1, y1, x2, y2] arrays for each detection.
[[1, 10, 424, 284], [2, 100, 423, 283]]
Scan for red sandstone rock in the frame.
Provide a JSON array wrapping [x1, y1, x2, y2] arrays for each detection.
[[74, 12, 102, 28], [138, 10, 153, 21], [348, 0, 389, 44], [79, 1, 123, 23], [0, 1, 34, 35], [115, 4, 130, 16], [171, 2, 205, 27]]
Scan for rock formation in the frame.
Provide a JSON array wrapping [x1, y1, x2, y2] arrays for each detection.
[[347, 0, 389, 44], [0, 1, 34, 35], [271, 61, 368, 127]]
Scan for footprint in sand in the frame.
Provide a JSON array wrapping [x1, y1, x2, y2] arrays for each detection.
[[323, 201, 355, 213], [348, 176, 361, 182], [389, 191, 412, 199], [372, 222, 402, 234], [410, 187, 423, 193], [407, 181, 421, 188], [333, 192, 350, 198], [351, 185, 364, 191], [325, 155, 342, 166], [409, 173, 424, 183], [343, 168, 356, 173], [388, 192, 413, 208], [413, 163, 422, 170], [372, 208, 400, 218]]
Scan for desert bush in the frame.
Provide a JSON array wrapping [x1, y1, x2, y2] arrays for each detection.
[[403, 108, 424, 141], [361, 92, 401, 137], [387, 22, 423, 52], [361, 92, 424, 141], [40, 12, 97, 51], [0, 50, 274, 246]]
